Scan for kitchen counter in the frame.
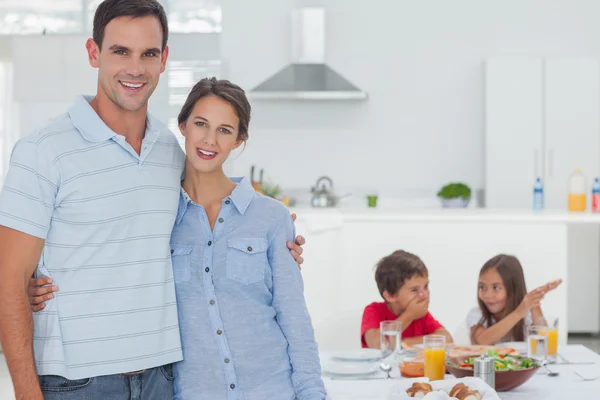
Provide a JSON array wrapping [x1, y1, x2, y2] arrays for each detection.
[[290, 206, 600, 224], [289, 206, 600, 352]]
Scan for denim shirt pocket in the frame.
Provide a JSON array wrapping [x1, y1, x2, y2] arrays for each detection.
[[226, 238, 268, 285], [170, 244, 193, 283]]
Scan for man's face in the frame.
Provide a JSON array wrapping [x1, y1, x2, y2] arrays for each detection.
[[86, 15, 168, 112]]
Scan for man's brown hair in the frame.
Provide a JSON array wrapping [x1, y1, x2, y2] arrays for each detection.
[[93, 0, 169, 51]]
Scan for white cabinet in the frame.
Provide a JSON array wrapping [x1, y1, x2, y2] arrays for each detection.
[[485, 58, 600, 334], [485, 57, 600, 209], [485, 58, 544, 209], [544, 59, 600, 209]]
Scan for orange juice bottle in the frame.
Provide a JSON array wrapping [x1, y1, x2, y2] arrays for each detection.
[[568, 169, 587, 212]]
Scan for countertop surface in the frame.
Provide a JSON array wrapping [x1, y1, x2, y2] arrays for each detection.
[[289, 206, 600, 223]]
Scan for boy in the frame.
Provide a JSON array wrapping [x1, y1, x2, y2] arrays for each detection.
[[361, 250, 453, 348]]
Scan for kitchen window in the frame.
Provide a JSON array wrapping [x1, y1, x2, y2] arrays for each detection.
[[87, 0, 220, 34], [0, 1, 221, 35], [166, 0, 221, 33], [0, 0, 82, 34]]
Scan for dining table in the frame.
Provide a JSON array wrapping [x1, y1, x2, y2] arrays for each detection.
[[322, 344, 600, 399]]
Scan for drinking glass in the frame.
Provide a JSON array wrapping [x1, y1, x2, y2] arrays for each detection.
[[424, 334, 446, 381], [527, 325, 548, 366], [380, 320, 402, 359], [537, 316, 559, 362]]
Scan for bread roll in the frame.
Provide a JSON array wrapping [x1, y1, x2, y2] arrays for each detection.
[[406, 382, 433, 398], [449, 383, 467, 397], [453, 386, 481, 400]]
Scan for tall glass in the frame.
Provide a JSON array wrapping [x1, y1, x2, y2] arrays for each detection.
[[380, 320, 402, 359], [538, 316, 559, 362], [424, 334, 446, 381], [527, 325, 548, 365]]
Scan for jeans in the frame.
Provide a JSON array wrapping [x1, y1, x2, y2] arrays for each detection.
[[39, 364, 174, 400]]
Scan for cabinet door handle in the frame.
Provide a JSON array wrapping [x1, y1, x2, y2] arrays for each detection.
[[548, 149, 554, 177]]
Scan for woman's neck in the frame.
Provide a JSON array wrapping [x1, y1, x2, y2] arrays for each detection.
[[181, 161, 236, 206]]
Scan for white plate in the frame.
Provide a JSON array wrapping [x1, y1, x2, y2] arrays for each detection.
[[322, 361, 380, 376], [329, 348, 383, 362]]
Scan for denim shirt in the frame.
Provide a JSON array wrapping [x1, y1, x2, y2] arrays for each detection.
[[171, 177, 326, 400]]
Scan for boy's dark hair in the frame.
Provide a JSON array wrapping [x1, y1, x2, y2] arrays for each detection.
[[93, 0, 169, 51], [374, 250, 428, 297], [178, 77, 251, 141]]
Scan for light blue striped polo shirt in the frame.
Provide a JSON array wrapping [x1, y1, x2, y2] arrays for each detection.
[[0, 95, 185, 380]]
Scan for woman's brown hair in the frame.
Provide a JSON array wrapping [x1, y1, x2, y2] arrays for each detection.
[[178, 77, 251, 141], [476, 254, 528, 342]]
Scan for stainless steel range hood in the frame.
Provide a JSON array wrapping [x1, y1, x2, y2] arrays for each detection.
[[249, 8, 367, 100]]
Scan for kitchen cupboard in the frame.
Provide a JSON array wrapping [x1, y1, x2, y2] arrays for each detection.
[[485, 57, 600, 333], [485, 57, 600, 209]]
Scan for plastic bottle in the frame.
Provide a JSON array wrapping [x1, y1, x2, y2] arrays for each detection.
[[568, 169, 587, 212], [533, 177, 544, 211], [592, 177, 600, 213]]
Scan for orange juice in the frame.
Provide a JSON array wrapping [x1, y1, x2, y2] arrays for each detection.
[[529, 336, 537, 354], [568, 193, 586, 211], [568, 169, 587, 212], [537, 328, 558, 355], [424, 348, 446, 381], [547, 328, 558, 355]]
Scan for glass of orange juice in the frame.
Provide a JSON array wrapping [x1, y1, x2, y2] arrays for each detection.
[[538, 316, 559, 362], [424, 334, 446, 381]]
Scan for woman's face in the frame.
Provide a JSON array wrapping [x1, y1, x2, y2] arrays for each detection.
[[179, 95, 244, 174]]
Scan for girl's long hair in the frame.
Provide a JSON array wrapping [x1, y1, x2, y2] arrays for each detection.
[[476, 254, 528, 342]]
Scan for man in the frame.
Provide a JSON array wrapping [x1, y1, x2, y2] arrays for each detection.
[[0, 1, 305, 399]]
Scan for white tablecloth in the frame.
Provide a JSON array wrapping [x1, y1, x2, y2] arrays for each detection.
[[323, 345, 600, 400]]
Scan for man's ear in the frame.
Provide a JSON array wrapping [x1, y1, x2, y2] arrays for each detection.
[[86, 38, 100, 68]]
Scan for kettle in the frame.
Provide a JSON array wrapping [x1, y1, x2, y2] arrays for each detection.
[[311, 176, 338, 208]]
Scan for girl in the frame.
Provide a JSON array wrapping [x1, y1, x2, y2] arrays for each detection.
[[29, 78, 326, 400], [467, 254, 562, 345]]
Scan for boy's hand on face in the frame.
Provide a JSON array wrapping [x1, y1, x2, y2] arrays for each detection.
[[404, 294, 429, 321]]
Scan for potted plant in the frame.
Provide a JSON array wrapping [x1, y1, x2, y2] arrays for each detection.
[[260, 181, 293, 206], [437, 182, 471, 208]]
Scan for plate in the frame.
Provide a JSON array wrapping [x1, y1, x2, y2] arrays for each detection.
[[321, 361, 380, 376], [329, 348, 383, 362]]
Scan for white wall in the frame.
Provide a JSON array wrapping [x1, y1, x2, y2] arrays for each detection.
[[12, 33, 220, 136], [222, 0, 600, 201], [8, 1, 600, 203]]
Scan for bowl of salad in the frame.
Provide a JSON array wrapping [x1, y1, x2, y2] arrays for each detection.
[[445, 350, 540, 391]]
